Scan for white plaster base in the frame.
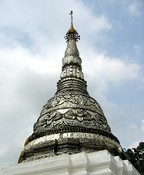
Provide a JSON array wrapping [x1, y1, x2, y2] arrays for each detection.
[[0, 150, 140, 175]]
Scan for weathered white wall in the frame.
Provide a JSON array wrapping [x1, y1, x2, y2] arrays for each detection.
[[0, 150, 140, 175]]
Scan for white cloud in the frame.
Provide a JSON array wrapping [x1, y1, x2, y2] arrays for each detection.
[[83, 52, 141, 91], [128, 1, 144, 16], [128, 119, 144, 148], [0, 0, 112, 47]]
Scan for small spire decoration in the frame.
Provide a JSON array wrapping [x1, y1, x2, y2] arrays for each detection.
[[65, 10, 80, 42], [69, 10, 73, 25]]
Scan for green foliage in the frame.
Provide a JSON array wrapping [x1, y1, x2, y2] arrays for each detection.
[[126, 142, 144, 175]]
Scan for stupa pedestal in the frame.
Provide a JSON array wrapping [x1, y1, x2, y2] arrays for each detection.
[[0, 150, 140, 175]]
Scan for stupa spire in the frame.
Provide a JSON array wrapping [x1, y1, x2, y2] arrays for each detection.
[[58, 11, 85, 93]]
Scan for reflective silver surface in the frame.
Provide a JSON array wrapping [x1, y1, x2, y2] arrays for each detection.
[[25, 132, 122, 151]]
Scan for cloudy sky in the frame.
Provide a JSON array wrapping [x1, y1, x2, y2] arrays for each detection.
[[0, 0, 144, 168]]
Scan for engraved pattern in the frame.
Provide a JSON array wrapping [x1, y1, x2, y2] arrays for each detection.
[[40, 92, 103, 116], [33, 90, 111, 134], [60, 65, 84, 79], [34, 108, 110, 133]]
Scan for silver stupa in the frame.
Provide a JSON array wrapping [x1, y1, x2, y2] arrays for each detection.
[[18, 12, 125, 163]]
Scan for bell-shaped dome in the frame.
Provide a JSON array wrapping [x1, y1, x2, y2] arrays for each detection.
[[18, 22, 125, 163]]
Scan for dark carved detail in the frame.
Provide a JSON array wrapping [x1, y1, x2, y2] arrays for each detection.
[[34, 109, 110, 133], [39, 91, 104, 116]]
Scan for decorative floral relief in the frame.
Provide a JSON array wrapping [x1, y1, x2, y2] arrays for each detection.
[[34, 108, 111, 133], [40, 92, 104, 116], [60, 65, 84, 79]]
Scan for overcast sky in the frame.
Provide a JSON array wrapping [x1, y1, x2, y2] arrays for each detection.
[[0, 0, 144, 169]]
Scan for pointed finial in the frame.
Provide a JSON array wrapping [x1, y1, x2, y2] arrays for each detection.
[[65, 10, 80, 42], [69, 10, 73, 25]]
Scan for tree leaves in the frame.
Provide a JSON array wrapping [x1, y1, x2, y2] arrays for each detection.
[[126, 142, 144, 175]]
